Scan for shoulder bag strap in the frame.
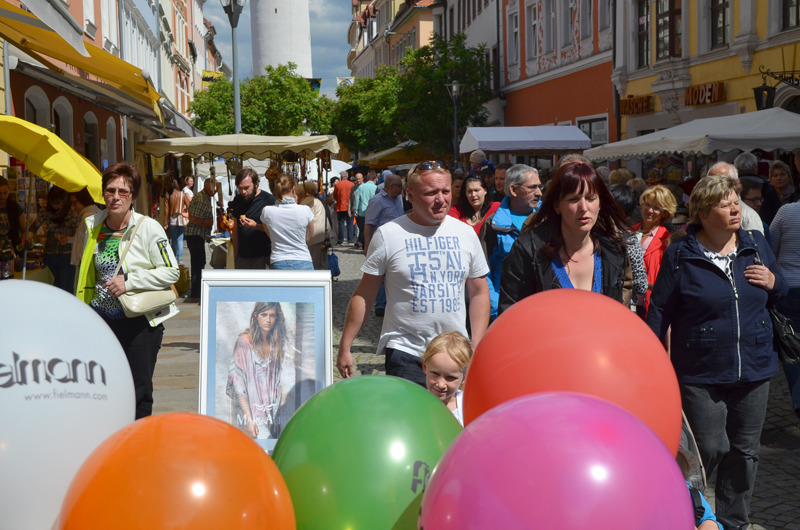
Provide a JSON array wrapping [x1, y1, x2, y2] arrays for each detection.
[[112, 218, 143, 277]]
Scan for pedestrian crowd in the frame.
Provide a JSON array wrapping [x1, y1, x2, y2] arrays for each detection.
[[4, 144, 799, 530]]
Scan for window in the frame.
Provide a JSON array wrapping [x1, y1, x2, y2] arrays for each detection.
[[783, 0, 799, 29], [83, 113, 99, 168], [598, 0, 611, 31], [449, 7, 454, 38], [509, 12, 520, 64], [637, 0, 650, 68], [577, 117, 609, 147], [543, 0, 555, 54], [478, 0, 482, 15], [561, 2, 574, 47], [710, 0, 728, 47], [656, 0, 681, 59], [580, 0, 592, 39], [526, 4, 539, 60]]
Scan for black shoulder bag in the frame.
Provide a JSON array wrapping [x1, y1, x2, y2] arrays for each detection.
[[750, 233, 800, 365]]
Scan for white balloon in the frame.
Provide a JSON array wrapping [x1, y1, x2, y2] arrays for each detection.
[[0, 280, 135, 530]]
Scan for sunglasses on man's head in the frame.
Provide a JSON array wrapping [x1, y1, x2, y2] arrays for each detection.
[[410, 161, 448, 175]]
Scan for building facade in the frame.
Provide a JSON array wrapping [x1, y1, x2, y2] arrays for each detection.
[[497, 0, 616, 150]]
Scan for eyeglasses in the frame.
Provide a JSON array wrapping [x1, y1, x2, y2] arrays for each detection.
[[409, 161, 448, 175], [515, 183, 543, 192], [642, 202, 663, 213], [743, 196, 763, 204], [104, 187, 131, 198]]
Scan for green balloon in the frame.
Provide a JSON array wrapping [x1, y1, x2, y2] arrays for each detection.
[[273, 376, 462, 529]]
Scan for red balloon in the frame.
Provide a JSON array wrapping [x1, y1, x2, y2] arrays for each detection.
[[57, 413, 295, 529], [464, 289, 681, 455]]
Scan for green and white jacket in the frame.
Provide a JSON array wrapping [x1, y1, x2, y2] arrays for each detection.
[[76, 209, 180, 326]]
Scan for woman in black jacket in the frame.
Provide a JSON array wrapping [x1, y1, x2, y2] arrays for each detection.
[[498, 162, 630, 314], [646, 174, 786, 530]]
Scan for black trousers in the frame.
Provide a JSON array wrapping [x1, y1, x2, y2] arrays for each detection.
[[185, 235, 206, 298], [103, 315, 165, 419]]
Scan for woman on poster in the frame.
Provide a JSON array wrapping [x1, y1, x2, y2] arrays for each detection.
[[226, 302, 296, 439]]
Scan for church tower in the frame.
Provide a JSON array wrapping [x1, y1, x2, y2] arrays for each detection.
[[250, 0, 313, 78]]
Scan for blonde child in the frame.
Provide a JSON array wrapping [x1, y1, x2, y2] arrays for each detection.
[[421, 331, 472, 426]]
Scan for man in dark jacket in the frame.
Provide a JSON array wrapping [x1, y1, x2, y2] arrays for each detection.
[[230, 168, 276, 269]]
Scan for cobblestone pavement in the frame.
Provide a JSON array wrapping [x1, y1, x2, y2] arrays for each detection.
[[153, 241, 799, 529]]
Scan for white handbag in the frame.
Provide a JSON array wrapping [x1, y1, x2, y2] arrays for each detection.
[[113, 220, 177, 318]]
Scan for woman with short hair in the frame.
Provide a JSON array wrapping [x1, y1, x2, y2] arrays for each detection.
[[647, 174, 786, 530], [633, 185, 677, 313], [75, 162, 180, 419]]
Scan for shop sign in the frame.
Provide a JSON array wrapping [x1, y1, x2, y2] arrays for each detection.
[[684, 82, 725, 106], [620, 95, 654, 115]]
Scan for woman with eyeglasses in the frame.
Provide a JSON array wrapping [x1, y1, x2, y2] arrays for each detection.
[[498, 162, 631, 313], [647, 174, 785, 530], [75, 162, 180, 419], [448, 175, 500, 236], [632, 185, 677, 313]]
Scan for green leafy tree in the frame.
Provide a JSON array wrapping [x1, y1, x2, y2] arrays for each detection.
[[396, 33, 493, 157], [189, 63, 332, 136], [308, 95, 336, 135], [241, 63, 320, 135], [188, 76, 234, 135], [331, 65, 401, 154]]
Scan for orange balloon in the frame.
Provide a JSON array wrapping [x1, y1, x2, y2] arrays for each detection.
[[464, 289, 682, 455], [57, 413, 295, 529]]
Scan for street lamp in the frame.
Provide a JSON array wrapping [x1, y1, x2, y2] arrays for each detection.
[[220, 0, 246, 133], [446, 80, 460, 169]]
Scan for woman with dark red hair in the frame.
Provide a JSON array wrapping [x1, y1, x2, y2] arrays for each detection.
[[498, 162, 630, 314]]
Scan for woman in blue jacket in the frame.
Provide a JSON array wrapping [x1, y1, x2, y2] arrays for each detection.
[[647, 174, 786, 530]]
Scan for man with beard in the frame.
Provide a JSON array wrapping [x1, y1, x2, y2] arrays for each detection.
[[230, 168, 276, 269]]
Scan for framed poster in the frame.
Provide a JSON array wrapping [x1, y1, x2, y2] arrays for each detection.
[[199, 270, 333, 452]]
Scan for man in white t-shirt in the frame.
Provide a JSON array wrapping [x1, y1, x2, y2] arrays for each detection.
[[337, 162, 490, 386]]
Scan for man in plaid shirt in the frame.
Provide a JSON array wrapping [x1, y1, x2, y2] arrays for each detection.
[[185, 177, 217, 301]]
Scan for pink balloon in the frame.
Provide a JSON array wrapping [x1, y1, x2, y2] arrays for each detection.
[[419, 393, 694, 529]]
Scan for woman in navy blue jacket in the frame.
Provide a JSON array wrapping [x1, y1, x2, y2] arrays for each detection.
[[647, 173, 786, 530]]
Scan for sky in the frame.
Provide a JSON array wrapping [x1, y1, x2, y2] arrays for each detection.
[[203, 0, 352, 98]]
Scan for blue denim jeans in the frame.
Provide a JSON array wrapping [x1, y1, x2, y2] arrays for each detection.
[[271, 259, 314, 270], [168, 224, 185, 262], [681, 381, 770, 529], [337, 211, 353, 243]]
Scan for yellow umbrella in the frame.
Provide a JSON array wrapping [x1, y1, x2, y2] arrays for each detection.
[[0, 115, 103, 202]]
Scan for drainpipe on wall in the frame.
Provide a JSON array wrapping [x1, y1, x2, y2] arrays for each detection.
[[3, 41, 11, 115], [495, 0, 503, 125], [117, 0, 128, 160], [611, 0, 620, 142]]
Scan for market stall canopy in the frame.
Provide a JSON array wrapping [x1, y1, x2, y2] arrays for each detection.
[[459, 126, 592, 154], [137, 134, 340, 159], [358, 140, 436, 168], [585, 108, 800, 162], [0, 115, 103, 202], [0, 1, 161, 116]]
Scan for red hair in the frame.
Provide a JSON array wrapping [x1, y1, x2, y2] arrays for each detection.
[[525, 162, 628, 255]]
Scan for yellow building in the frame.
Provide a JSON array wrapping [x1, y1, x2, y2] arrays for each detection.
[[612, 1, 800, 141]]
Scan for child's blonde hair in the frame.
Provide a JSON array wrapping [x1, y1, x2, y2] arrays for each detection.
[[422, 331, 473, 370]]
